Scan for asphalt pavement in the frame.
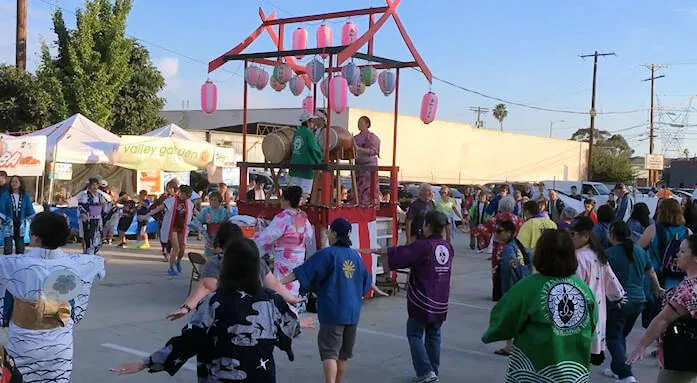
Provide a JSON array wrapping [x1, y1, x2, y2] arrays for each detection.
[[65, 234, 664, 382]]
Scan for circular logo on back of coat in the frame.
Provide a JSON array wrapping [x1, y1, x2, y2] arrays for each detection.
[[434, 244, 450, 265], [44, 269, 81, 302], [546, 282, 586, 331]]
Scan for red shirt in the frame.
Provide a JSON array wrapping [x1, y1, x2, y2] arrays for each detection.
[[172, 197, 187, 230]]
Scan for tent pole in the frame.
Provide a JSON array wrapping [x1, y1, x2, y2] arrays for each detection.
[[35, 176, 39, 203]]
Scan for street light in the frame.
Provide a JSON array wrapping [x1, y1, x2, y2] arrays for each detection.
[[549, 119, 566, 138]]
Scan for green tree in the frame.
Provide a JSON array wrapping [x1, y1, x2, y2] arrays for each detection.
[[570, 128, 635, 182], [0, 65, 52, 132], [492, 103, 508, 131], [109, 42, 167, 134]]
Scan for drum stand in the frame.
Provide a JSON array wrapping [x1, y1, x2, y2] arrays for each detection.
[[309, 157, 359, 207]]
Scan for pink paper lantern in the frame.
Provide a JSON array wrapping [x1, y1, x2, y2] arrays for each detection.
[[378, 70, 396, 96], [420, 91, 438, 124], [320, 77, 329, 98], [273, 62, 293, 84], [305, 58, 325, 84], [329, 76, 348, 114], [244, 66, 260, 89], [255, 69, 269, 90], [316, 24, 332, 59], [292, 27, 308, 59], [302, 96, 314, 114], [270, 76, 286, 92], [200, 80, 217, 115], [288, 75, 305, 96], [341, 21, 359, 46]]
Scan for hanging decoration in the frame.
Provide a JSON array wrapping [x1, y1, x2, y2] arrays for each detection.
[[302, 96, 314, 114], [305, 58, 325, 84], [255, 69, 269, 90], [349, 81, 366, 96], [378, 70, 396, 96], [320, 77, 329, 98], [200, 80, 217, 115], [288, 75, 305, 96], [316, 24, 332, 59], [329, 76, 348, 114], [270, 76, 286, 91], [341, 62, 360, 87], [292, 27, 308, 59], [341, 21, 359, 45], [245, 66, 261, 89], [420, 92, 438, 124], [272, 62, 293, 84], [361, 66, 377, 86]]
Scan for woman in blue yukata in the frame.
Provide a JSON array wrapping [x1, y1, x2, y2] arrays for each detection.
[[0, 175, 35, 254]]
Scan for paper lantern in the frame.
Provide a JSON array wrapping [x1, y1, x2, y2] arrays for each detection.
[[320, 77, 329, 98], [316, 24, 332, 58], [292, 27, 308, 59], [341, 62, 360, 87], [329, 76, 348, 114], [244, 66, 260, 89], [255, 69, 269, 90], [288, 75, 305, 96], [270, 76, 286, 91], [378, 70, 396, 96], [305, 58, 325, 84], [200, 80, 217, 115], [302, 96, 314, 114], [341, 21, 359, 45], [349, 81, 366, 96], [420, 92, 438, 124], [273, 62, 293, 84], [361, 66, 377, 86]]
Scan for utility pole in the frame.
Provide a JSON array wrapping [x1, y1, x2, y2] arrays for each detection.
[[16, 0, 27, 71], [469, 106, 489, 129], [643, 64, 666, 186], [580, 51, 615, 181]]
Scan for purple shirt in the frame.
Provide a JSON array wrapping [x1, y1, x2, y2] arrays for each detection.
[[354, 131, 380, 165], [387, 236, 454, 323]]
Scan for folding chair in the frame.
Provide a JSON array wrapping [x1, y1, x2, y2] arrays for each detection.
[[187, 252, 207, 294]]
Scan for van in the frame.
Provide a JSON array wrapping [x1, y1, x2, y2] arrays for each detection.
[[542, 180, 611, 205]]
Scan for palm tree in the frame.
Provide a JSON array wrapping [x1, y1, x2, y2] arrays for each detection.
[[492, 103, 508, 132]]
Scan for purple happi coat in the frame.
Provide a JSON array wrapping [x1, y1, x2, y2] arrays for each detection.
[[386, 236, 454, 323], [354, 131, 380, 205]]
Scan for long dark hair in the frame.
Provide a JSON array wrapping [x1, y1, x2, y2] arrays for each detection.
[[213, 221, 244, 249], [630, 202, 651, 228], [610, 221, 635, 261], [8, 175, 25, 195], [218, 238, 262, 296], [571, 216, 609, 265]]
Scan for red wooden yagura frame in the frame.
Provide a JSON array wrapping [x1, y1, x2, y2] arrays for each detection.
[[207, 0, 432, 255]]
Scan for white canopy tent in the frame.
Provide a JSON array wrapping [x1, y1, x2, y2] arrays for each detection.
[[143, 123, 199, 141], [28, 114, 120, 203]]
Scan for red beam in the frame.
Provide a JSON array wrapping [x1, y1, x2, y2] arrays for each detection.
[[389, 0, 432, 83], [336, 1, 398, 65], [260, 9, 311, 88], [368, 13, 375, 56], [208, 16, 272, 73], [262, 6, 389, 26]]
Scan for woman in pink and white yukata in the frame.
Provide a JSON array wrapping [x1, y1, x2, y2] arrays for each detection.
[[254, 186, 315, 303]]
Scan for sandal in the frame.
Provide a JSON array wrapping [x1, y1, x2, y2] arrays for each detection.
[[494, 349, 512, 356]]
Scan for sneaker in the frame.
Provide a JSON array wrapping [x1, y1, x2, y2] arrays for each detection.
[[176, 262, 182, 273], [616, 377, 636, 383], [138, 242, 150, 249], [119, 243, 127, 248], [413, 372, 438, 383], [603, 369, 619, 379], [167, 268, 178, 277]]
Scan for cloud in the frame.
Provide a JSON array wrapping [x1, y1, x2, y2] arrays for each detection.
[[156, 57, 179, 79]]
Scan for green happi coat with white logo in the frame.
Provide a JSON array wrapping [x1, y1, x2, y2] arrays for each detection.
[[482, 274, 598, 383]]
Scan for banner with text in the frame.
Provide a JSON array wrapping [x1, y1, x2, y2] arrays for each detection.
[[0, 135, 47, 176], [136, 170, 162, 195], [115, 136, 214, 171]]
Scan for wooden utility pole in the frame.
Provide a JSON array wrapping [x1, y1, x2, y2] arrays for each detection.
[[16, 0, 27, 71], [469, 106, 489, 129], [580, 51, 615, 180], [643, 64, 666, 186]]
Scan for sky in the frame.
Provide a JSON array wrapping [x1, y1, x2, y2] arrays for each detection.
[[2, 0, 697, 157]]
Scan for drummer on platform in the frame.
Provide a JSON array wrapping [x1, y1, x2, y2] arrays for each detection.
[[354, 116, 380, 206], [289, 111, 324, 199]]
